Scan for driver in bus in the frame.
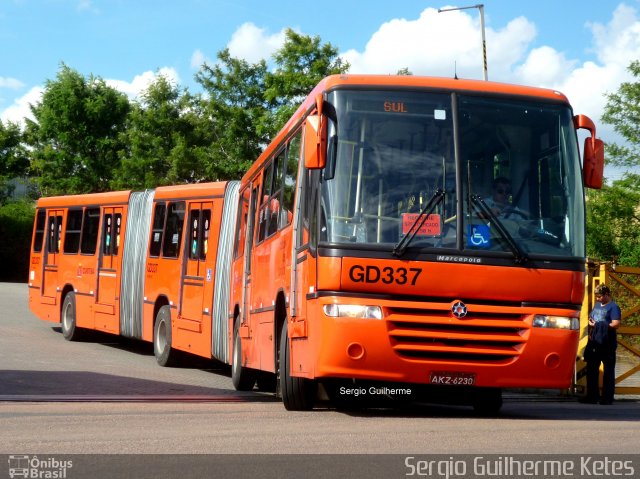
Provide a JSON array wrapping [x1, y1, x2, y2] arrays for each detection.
[[484, 176, 528, 219]]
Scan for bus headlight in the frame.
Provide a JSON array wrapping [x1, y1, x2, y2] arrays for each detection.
[[323, 304, 383, 320], [532, 315, 579, 330]]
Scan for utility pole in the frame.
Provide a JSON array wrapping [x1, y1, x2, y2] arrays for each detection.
[[438, 4, 488, 81]]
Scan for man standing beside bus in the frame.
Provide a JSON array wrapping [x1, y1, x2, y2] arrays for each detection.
[[582, 284, 621, 405]]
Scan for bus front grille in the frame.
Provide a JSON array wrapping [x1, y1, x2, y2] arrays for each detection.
[[386, 305, 530, 363]]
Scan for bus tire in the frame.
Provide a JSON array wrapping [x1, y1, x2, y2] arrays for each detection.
[[154, 305, 179, 367], [231, 323, 256, 391], [279, 322, 316, 410], [472, 388, 503, 416], [61, 292, 82, 341]]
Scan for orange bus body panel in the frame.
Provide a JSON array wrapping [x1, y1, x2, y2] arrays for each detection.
[[29, 181, 236, 363], [143, 182, 228, 358], [29, 191, 132, 329]]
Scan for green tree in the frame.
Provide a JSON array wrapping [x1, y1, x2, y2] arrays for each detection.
[[0, 200, 35, 281], [586, 174, 640, 265], [602, 60, 640, 169], [588, 59, 640, 265], [115, 75, 212, 188], [0, 120, 29, 202], [26, 64, 130, 195], [196, 30, 349, 173], [264, 29, 349, 132], [196, 49, 270, 179]]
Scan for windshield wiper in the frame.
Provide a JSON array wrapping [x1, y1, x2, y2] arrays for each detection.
[[470, 194, 528, 264], [393, 188, 445, 257]]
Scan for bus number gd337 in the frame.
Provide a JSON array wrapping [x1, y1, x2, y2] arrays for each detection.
[[348, 265, 423, 286]]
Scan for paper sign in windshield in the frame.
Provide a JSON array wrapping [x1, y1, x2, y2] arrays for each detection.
[[401, 213, 441, 236]]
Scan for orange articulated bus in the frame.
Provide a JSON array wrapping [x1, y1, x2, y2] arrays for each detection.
[[29, 74, 605, 413], [228, 74, 604, 411], [29, 182, 240, 366]]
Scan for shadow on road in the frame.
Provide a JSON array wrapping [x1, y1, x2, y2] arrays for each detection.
[[0, 369, 278, 402]]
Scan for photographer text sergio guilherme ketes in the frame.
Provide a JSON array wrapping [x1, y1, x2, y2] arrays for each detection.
[[405, 456, 635, 478]]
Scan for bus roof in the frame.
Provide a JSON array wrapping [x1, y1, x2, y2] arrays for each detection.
[[35, 182, 232, 207], [154, 181, 229, 200], [36, 190, 132, 208], [242, 74, 572, 182], [316, 74, 570, 103]]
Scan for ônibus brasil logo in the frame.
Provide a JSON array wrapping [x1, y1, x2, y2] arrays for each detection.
[[8, 455, 73, 478]]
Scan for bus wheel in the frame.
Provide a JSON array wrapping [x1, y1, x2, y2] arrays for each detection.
[[154, 305, 178, 367], [61, 292, 82, 341], [231, 323, 256, 391], [279, 322, 316, 410], [472, 388, 503, 416]]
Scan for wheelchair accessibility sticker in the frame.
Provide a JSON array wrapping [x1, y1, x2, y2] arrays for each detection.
[[468, 224, 491, 248]]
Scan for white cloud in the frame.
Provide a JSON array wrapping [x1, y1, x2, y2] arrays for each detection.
[[1, 68, 181, 126], [0, 86, 43, 125], [342, 8, 536, 79], [189, 23, 287, 72], [589, 3, 640, 67], [0, 76, 25, 89], [190, 49, 210, 69], [227, 22, 288, 63], [106, 67, 181, 99], [341, 3, 640, 150], [548, 3, 640, 147], [515, 46, 577, 87]]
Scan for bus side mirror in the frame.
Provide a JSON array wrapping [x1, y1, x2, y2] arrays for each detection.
[[303, 95, 327, 170], [574, 114, 604, 190], [583, 137, 604, 189]]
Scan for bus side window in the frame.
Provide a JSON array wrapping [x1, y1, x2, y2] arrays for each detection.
[[162, 201, 185, 259], [234, 188, 250, 260], [47, 215, 62, 253], [189, 209, 201, 260], [114, 213, 121, 255], [149, 203, 166, 258], [102, 214, 113, 255], [200, 209, 211, 260], [33, 209, 46, 253], [80, 208, 100, 255], [269, 150, 285, 237], [63, 209, 83, 254], [258, 163, 273, 243], [101, 213, 121, 256], [282, 130, 302, 229]]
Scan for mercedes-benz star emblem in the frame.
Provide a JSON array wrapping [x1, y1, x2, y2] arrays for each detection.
[[451, 300, 468, 318]]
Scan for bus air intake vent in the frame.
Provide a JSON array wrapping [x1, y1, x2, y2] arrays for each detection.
[[386, 304, 530, 363]]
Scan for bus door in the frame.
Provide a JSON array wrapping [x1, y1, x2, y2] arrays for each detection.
[[180, 202, 213, 326], [243, 186, 259, 329], [29, 209, 46, 292], [42, 209, 63, 304], [96, 207, 122, 332], [290, 169, 316, 340]]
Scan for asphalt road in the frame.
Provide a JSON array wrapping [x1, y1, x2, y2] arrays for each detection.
[[1, 282, 639, 461]]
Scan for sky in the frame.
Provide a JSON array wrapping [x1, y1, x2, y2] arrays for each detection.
[[1, 0, 639, 180]]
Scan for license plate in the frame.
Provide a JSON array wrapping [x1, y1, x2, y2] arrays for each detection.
[[429, 371, 476, 386]]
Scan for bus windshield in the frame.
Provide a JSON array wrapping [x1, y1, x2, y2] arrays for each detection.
[[321, 89, 585, 259]]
